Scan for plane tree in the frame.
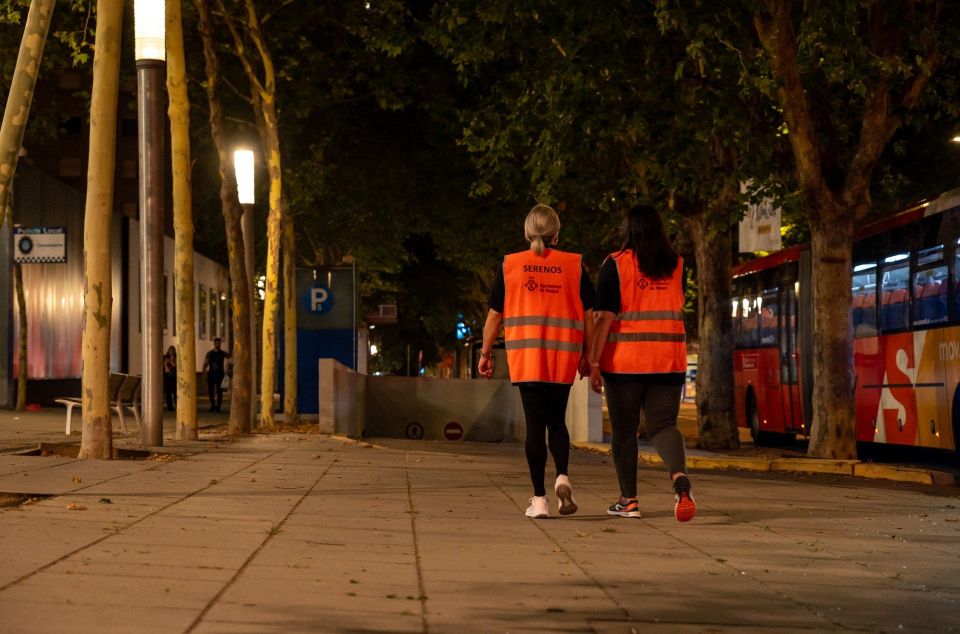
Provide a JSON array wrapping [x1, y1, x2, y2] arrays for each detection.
[[747, 0, 956, 458]]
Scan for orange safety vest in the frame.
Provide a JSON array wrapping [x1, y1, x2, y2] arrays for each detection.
[[502, 248, 585, 383], [600, 250, 686, 374]]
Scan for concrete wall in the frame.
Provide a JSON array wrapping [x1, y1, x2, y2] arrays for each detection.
[[317, 358, 365, 436], [318, 358, 602, 444], [364, 375, 525, 442]]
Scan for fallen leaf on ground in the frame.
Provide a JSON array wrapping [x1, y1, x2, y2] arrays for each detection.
[[65, 503, 87, 511]]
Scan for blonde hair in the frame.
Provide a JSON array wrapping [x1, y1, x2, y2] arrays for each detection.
[[524, 204, 560, 256]]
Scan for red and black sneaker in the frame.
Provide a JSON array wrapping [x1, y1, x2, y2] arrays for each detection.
[[673, 474, 696, 522], [606, 497, 642, 518]]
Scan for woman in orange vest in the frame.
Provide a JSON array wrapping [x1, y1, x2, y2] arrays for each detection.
[[478, 204, 595, 519], [587, 205, 696, 522]]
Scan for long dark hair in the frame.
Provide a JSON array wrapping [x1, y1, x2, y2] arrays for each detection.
[[619, 205, 678, 280]]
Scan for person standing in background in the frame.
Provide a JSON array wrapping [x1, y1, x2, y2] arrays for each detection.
[[163, 346, 177, 412], [202, 337, 231, 412]]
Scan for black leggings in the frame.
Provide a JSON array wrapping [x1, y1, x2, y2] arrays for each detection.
[[604, 379, 685, 498], [518, 383, 571, 497]]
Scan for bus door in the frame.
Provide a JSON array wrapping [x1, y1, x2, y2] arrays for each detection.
[[778, 283, 802, 432], [758, 288, 786, 431]]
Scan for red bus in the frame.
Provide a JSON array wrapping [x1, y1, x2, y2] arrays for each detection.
[[732, 188, 960, 455]]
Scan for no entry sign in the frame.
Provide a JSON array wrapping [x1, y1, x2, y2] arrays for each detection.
[[444, 421, 463, 441]]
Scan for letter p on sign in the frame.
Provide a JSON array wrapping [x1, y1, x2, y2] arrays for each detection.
[[311, 287, 329, 312]]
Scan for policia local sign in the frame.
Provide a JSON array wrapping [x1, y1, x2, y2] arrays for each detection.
[[14, 226, 66, 263]]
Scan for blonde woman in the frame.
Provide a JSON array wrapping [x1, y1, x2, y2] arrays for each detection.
[[478, 204, 595, 519]]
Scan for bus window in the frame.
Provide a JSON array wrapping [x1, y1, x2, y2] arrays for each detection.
[[731, 296, 740, 344], [759, 288, 778, 345], [913, 245, 947, 325], [852, 262, 877, 336], [880, 252, 909, 331], [736, 296, 759, 347], [954, 237, 960, 320]]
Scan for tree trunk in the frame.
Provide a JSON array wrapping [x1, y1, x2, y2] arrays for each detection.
[[0, 0, 56, 207], [79, 0, 123, 460], [211, 0, 287, 431], [807, 212, 857, 459], [166, 0, 198, 440], [0, 0, 56, 414], [282, 202, 297, 424], [224, 204, 252, 435], [195, 0, 252, 434], [14, 259, 27, 411], [258, 123, 282, 430], [686, 213, 738, 450]]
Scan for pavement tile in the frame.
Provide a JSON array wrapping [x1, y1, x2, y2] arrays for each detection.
[[239, 560, 419, 584], [74, 541, 253, 570], [105, 526, 268, 551], [589, 621, 837, 633], [219, 576, 421, 613], [0, 570, 223, 610], [195, 603, 424, 633], [782, 583, 960, 630], [46, 558, 237, 582], [0, 599, 198, 634]]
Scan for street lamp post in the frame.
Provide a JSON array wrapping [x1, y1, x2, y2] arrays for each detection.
[[234, 149, 257, 423], [135, 0, 165, 447]]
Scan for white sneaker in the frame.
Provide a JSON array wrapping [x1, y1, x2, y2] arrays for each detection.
[[554, 475, 578, 516], [525, 495, 549, 519]]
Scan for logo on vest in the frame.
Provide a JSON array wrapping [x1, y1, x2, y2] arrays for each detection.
[[525, 277, 538, 291], [636, 275, 670, 291]]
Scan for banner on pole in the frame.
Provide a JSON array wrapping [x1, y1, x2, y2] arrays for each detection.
[[738, 187, 782, 253]]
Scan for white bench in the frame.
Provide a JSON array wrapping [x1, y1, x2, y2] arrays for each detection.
[[111, 374, 141, 434], [56, 373, 126, 435]]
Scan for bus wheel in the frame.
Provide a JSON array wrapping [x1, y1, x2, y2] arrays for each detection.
[[747, 391, 762, 444]]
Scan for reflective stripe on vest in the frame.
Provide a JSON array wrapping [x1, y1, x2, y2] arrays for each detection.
[[502, 249, 585, 383], [600, 251, 687, 374]]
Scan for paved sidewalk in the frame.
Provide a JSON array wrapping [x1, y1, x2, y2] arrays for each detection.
[[0, 407, 229, 452], [1, 432, 959, 632]]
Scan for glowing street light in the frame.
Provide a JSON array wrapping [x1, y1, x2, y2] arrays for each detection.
[[134, 1, 165, 61], [234, 149, 255, 204], [135, 0, 165, 447]]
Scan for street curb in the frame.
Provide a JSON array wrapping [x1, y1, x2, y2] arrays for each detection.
[[572, 441, 957, 486]]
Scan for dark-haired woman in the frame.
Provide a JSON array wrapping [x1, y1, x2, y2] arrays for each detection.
[[479, 203, 595, 519], [587, 205, 696, 522], [163, 346, 177, 412]]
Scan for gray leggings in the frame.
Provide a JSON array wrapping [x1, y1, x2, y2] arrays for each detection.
[[604, 380, 685, 498]]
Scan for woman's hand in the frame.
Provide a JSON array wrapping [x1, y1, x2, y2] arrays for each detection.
[[577, 355, 592, 380], [477, 354, 494, 379], [590, 366, 603, 394]]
